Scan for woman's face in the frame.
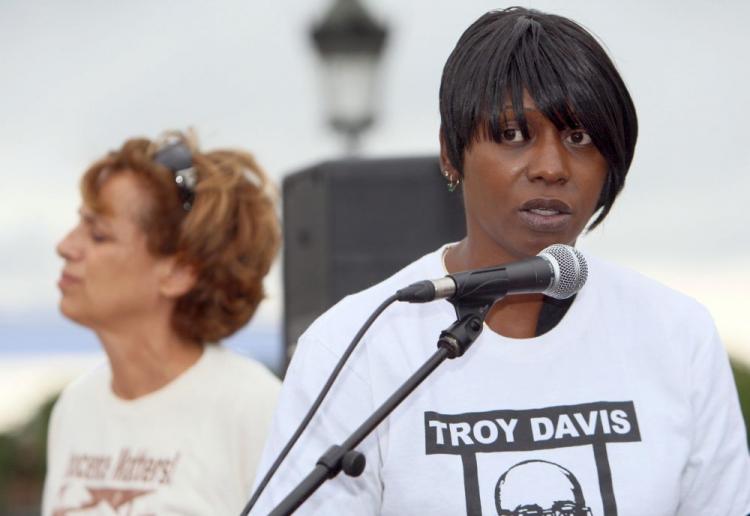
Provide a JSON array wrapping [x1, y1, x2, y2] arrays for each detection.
[[56, 172, 169, 331], [453, 92, 607, 261]]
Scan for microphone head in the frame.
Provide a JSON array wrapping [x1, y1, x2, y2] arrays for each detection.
[[537, 244, 588, 299]]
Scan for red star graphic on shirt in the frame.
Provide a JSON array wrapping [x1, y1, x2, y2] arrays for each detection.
[[53, 487, 153, 515], [86, 487, 153, 509]]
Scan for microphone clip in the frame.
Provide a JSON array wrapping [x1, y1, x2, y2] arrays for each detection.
[[438, 311, 485, 358], [439, 298, 494, 358]]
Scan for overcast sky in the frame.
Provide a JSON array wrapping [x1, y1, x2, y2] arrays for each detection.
[[1, 0, 748, 361]]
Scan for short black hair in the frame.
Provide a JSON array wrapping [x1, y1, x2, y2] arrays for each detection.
[[439, 7, 638, 228]]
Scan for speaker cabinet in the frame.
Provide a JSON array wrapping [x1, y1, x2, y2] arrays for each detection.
[[282, 156, 465, 365]]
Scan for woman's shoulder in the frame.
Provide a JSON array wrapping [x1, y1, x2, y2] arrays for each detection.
[[56, 359, 110, 402], [50, 359, 110, 422], [200, 345, 280, 394], [585, 252, 713, 323], [198, 346, 280, 428]]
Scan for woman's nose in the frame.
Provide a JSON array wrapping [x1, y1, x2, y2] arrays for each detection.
[[57, 226, 82, 261], [526, 135, 570, 185]]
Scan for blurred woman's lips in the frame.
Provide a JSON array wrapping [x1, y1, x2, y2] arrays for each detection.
[[58, 272, 81, 290], [518, 198, 573, 232]]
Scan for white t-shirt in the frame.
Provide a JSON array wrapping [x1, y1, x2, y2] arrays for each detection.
[[254, 247, 750, 516], [43, 345, 280, 516]]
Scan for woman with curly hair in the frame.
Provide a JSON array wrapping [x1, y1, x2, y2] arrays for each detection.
[[43, 131, 281, 515]]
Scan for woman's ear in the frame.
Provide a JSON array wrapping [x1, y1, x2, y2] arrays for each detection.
[[439, 128, 462, 192], [158, 258, 197, 299], [439, 127, 451, 172]]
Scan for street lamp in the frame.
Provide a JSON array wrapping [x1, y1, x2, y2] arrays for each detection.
[[311, 0, 388, 154]]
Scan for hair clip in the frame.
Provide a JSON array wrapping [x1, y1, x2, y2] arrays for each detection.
[[153, 139, 196, 211]]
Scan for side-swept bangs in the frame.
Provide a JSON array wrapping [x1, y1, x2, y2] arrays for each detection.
[[440, 8, 638, 228]]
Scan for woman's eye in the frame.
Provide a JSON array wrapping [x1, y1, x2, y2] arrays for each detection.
[[501, 128, 525, 143], [566, 130, 592, 145], [90, 230, 108, 243]]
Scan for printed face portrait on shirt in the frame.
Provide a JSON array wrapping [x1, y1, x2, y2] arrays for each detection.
[[495, 459, 592, 516]]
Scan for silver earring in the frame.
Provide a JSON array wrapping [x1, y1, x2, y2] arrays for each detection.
[[442, 169, 460, 192]]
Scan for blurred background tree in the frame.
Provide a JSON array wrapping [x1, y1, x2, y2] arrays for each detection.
[[732, 361, 750, 448], [0, 395, 56, 516]]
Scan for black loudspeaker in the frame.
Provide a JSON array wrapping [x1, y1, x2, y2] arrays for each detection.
[[282, 156, 465, 365]]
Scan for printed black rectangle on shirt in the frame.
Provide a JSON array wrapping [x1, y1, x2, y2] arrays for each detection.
[[425, 401, 641, 455]]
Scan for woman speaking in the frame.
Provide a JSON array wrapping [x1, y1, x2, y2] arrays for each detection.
[[254, 7, 750, 515], [43, 131, 281, 515]]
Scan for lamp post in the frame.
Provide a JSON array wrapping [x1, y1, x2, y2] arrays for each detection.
[[311, 0, 388, 155]]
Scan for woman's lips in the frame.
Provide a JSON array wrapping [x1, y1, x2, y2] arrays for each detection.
[[518, 198, 572, 232], [58, 272, 81, 290]]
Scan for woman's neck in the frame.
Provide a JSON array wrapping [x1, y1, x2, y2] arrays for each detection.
[[96, 323, 204, 400], [444, 238, 545, 339]]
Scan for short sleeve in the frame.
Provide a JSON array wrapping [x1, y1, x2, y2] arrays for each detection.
[[677, 311, 750, 515]]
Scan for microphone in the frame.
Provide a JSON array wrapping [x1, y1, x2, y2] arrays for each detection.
[[396, 244, 587, 304]]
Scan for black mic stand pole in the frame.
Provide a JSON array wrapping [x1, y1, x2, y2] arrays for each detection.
[[267, 304, 489, 516]]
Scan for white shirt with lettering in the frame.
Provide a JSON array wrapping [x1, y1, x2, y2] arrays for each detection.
[[43, 345, 279, 516], [253, 246, 750, 516]]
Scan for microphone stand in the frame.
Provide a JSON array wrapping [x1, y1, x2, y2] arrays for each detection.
[[268, 302, 490, 516]]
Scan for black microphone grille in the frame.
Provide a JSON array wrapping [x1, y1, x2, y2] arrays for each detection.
[[538, 244, 588, 299]]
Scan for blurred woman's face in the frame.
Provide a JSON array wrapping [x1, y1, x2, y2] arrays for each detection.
[[56, 172, 168, 331], [458, 91, 607, 260]]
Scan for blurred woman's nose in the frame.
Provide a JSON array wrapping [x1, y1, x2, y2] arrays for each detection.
[[57, 226, 82, 261]]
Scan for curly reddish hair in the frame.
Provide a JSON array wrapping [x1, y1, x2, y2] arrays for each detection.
[[80, 132, 280, 343]]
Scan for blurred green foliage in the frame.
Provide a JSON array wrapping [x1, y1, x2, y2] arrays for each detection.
[[0, 395, 56, 515], [0, 362, 748, 513], [731, 359, 750, 447]]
